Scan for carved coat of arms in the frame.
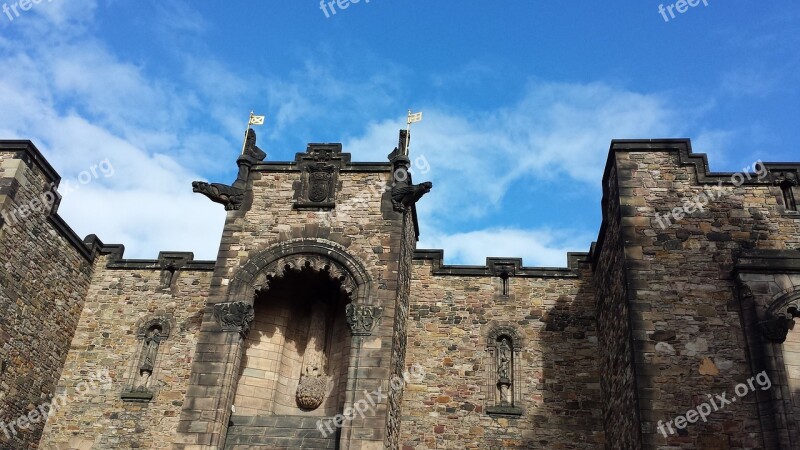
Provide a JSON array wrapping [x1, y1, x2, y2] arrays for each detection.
[[302, 163, 336, 205]]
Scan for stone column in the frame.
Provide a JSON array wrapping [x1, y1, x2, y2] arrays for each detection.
[[339, 304, 383, 449], [173, 301, 253, 449]]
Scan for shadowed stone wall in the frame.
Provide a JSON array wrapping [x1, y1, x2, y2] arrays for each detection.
[[608, 141, 800, 449], [36, 251, 213, 449], [399, 253, 604, 449], [593, 157, 644, 449], [0, 143, 94, 450]]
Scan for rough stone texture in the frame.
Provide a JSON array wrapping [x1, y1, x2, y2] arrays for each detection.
[[593, 162, 644, 449], [610, 142, 800, 449], [0, 146, 94, 450], [399, 258, 604, 449], [36, 254, 212, 449], [174, 154, 405, 450], [224, 415, 337, 449], [385, 212, 416, 449]]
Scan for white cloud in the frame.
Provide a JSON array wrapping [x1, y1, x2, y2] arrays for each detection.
[[0, 3, 737, 266]]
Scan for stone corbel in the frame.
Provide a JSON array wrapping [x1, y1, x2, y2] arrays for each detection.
[[759, 316, 795, 343], [759, 292, 800, 343], [346, 304, 383, 336], [213, 302, 255, 338]]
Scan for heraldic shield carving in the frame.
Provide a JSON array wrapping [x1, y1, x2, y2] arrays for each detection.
[[308, 165, 335, 203], [294, 143, 347, 209]]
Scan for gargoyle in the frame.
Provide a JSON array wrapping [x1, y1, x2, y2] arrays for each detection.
[[192, 181, 245, 211], [391, 180, 432, 211], [192, 128, 267, 211]]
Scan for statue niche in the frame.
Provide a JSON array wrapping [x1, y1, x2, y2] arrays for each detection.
[[122, 317, 171, 402], [486, 326, 523, 416]]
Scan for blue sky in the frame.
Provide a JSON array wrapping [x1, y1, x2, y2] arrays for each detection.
[[0, 1, 797, 266]]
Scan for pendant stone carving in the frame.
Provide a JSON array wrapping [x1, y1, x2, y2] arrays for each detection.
[[296, 301, 330, 410]]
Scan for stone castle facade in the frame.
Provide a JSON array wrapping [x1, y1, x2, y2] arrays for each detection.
[[0, 132, 799, 450]]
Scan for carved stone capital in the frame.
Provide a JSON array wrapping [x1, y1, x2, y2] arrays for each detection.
[[213, 302, 255, 337], [759, 316, 795, 343], [346, 304, 383, 336]]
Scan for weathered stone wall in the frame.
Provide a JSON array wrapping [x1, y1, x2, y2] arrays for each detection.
[[0, 144, 94, 450], [399, 257, 604, 449], [385, 211, 416, 449], [592, 161, 643, 449], [612, 142, 800, 449], [175, 153, 408, 450], [37, 253, 213, 449]]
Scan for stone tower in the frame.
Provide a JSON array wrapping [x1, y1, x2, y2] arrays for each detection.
[[173, 129, 432, 449]]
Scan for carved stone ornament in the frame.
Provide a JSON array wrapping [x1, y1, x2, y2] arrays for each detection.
[[345, 304, 383, 336], [760, 291, 800, 343], [388, 149, 432, 212], [253, 254, 358, 298], [192, 128, 266, 210], [294, 143, 348, 209], [296, 367, 328, 410], [213, 302, 255, 337], [759, 316, 795, 343]]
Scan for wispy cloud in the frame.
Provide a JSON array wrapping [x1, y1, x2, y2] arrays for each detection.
[[0, 2, 740, 265]]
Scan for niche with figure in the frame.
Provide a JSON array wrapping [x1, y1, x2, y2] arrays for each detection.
[[122, 317, 171, 402], [486, 326, 523, 415], [231, 260, 353, 417]]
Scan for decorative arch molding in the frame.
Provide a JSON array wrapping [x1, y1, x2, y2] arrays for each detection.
[[485, 323, 525, 349], [225, 238, 374, 306], [760, 288, 800, 343], [134, 316, 173, 340]]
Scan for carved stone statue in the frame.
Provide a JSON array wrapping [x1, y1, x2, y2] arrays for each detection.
[[497, 337, 513, 406], [498, 337, 511, 381], [135, 326, 162, 391]]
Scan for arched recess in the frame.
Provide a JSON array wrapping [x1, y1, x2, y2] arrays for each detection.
[[484, 323, 524, 415], [225, 238, 374, 307], [225, 239, 374, 421]]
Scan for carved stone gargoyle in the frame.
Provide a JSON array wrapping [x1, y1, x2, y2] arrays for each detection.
[[192, 128, 266, 210], [388, 130, 433, 212], [391, 180, 433, 211]]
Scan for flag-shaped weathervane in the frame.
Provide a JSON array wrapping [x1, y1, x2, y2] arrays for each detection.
[[405, 109, 422, 155], [248, 111, 265, 127]]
